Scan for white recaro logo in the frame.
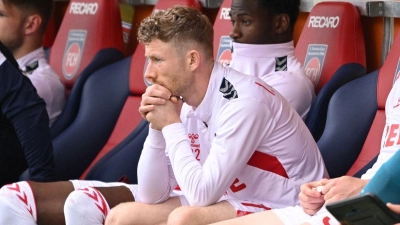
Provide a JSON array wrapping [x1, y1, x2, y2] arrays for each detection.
[[308, 16, 340, 28], [220, 8, 230, 20], [69, 2, 99, 15]]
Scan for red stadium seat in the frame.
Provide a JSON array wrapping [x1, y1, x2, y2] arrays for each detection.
[[318, 31, 400, 178], [49, 0, 125, 138], [42, 15, 57, 49], [49, 0, 124, 94], [296, 2, 366, 141]]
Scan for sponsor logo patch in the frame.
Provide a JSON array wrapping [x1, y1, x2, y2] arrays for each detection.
[[217, 36, 232, 66], [69, 2, 99, 15], [308, 16, 340, 28], [62, 30, 87, 80], [275, 56, 288, 72], [220, 77, 238, 100], [304, 44, 328, 86]]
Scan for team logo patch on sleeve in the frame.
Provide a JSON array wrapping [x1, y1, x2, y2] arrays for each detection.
[[275, 56, 288, 72], [219, 77, 238, 100], [23, 61, 39, 75]]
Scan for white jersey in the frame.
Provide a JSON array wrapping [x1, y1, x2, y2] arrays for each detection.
[[273, 76, 400, 225], [17, 48, 65, 126], [229, 41, 315, 120], [361, 79, 400, 180], [137, 62, 327, 209]]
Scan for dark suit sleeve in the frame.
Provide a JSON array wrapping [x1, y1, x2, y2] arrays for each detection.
[[0, 59, 55, 182]]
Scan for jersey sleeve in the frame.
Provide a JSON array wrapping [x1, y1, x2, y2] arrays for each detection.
[[0, 59, 55, 182], [163, 98, 274, 206], [137, 126, 178, 204], [261, 72, 314, 120]]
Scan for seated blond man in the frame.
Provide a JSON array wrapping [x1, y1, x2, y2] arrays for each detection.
[[0, 6, 327, 225]]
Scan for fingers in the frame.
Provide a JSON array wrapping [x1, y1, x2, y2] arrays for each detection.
[[170, 96, 184, 109], [300, 181, 323, 198], [169, 96, 180, 104], [140, 85, 171, 118], [320, 178, 330, 186], [299, 181, 326, 216], [139, 105, 155, 119], [387, 203, 400, 214], [144, 84, 171, 100], [141, 94, 167, 106]]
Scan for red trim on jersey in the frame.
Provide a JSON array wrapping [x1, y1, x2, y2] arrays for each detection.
[[175, 185, 181, 191], [237, 210, 253, 217], [255, 82, 275, 95], [241, 202, 271, 210], [247, 151, 289, 178]]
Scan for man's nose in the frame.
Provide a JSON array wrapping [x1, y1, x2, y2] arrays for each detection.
[[229, 24, 241, 40]]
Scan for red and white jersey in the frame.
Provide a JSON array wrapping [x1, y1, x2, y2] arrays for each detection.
[[229, 41, 315, 120], [137, 62, 328, 209], [17, 48, 65, 126], [362, 79, 400, 180]]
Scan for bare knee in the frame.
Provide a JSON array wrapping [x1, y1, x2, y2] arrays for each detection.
[[167, 206, 198, 225], [105, 204, 123, 225], [105, 202, 141, 225]]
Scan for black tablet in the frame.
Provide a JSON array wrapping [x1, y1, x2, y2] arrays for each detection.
[[326, 193, 400, 225]]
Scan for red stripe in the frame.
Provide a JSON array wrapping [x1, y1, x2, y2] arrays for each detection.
[[241, 202, 271, 210], [255, 82, 275, 95], [247, 151, 289, 178], [237, 210, 253, 217]]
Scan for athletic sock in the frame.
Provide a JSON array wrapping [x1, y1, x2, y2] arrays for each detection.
[[64, 186, 110, 225], [0, 181, 37, 225]]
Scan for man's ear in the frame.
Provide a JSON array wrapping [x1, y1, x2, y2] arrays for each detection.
[[275, 13, 290, 34], [188, 50, 200, 71], [24, 14, 42, 35]]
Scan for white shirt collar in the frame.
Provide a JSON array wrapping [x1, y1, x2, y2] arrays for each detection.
[[17, 47, 44, 70]]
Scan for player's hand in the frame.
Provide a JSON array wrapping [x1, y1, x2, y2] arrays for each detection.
[[139, 84, 171, 120], [146, 96, 183, 130], [322, 176, 368, 204], [299, 180, 327, 215], [387, 203, 400, 225]]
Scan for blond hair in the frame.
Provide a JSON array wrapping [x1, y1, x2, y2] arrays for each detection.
[[138, 5, 213, 58]]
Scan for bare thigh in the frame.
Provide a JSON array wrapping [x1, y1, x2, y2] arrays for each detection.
[[208, 209, 284, 225], [168, 201, 237, 225], [28, 181, 74, 225], [105, 196, 182, 225], [95, 186, 135, 208]]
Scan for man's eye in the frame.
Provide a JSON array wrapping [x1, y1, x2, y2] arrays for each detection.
[[231, 20, 235, 26], [242, 20, 250, 25]]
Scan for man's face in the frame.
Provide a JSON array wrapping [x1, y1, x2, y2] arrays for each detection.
[[0, 0, 25, 53], [229, 0, 276, 44], [144, 39, 193, 97]]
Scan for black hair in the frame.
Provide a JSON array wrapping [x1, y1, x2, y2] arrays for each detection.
[[257, 0, 300, 26]]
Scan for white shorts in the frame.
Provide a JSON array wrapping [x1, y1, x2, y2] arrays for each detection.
[[70, 180, 272, 216], [273, 205, 339, 225]]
